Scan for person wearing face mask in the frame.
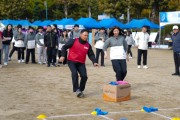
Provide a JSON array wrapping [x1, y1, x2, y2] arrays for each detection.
[[51, 24, 59, 65], [44, 25, 58, 67], [94, 27, 108, 67], [2, 24, 13, 66], [135, 26, 150, 69], [70, 24, 81, 39], [35, 26, 46, 65], [24, 26, 36, 64], [103, 26, 128, 81], [58, 29, 69, 66], [14, 25, 25, 63]]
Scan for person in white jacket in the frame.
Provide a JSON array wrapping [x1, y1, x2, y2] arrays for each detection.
[[135, 26, 150, 69]]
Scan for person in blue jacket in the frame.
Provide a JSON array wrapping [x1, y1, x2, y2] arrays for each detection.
[[171, 25, 180, 77]]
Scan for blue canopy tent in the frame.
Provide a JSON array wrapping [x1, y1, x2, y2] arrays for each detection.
[[38, 20, 52, 26], [60, 18, 75, 26], [99, 18, 127, 29], [14, 20, 32, 26], [32, 20, 42, 26], [50, 20, 62, 25], [72, 17, 101, 29], [126, 18, 160, 29], [2, 20, 16, 25]]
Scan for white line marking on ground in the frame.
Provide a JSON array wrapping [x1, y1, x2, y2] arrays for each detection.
[[99, 115, 114, 120], [151, 112, 172, 120], [44, 107, 180, 119]]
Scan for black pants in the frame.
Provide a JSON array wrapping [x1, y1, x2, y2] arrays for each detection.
[[58, 50, 67, 64], [127, 45, 132, 57], [68, 60, 88, 92], [9, 43, 17, 58], [26, 49, 36, 63], [173, 52, 180, 74], [47, 47, 57, 65], [0, 50, 1, 64], [95, 48, 104, 65], [111, 59, 127, 81], [137, 49, 147, 65], [17, 47, 24, 60]]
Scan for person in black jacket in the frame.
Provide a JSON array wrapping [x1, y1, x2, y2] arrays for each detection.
[[2, 24, 13, 66], [44, 25, 58, 67]]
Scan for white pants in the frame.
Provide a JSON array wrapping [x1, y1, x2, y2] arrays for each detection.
[[37, 47, 47, 63]]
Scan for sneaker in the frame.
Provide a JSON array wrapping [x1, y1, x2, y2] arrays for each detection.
[[47, 64, 50, 67], [129, 56, 133, 59], [172, 73, 180, 76], [8, 57, 11, 61], [0, 65, 2, 68], [76, 89, 84, 98], [21, 60, 25, 63], [51, 63, 57, 67], [38, 62, 42, 65], [4, 62, 8, 66], [18, 60, 21, 63], [143, 65, 148, 69], [137, 65, 141, 69], [43, 62, 46, 64]]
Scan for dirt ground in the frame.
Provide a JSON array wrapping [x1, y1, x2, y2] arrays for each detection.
[[0, 47, 179, 120]]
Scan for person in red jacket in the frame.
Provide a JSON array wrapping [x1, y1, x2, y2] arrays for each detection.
[[60, 29, 99, 98]]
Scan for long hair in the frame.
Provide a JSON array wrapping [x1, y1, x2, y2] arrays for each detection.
[[61, 29, 68, 38], [109, 26, 124, 37], [4, 24, 13, 37]]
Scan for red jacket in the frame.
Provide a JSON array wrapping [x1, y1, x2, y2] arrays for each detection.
[[68, 38, 89, 63]]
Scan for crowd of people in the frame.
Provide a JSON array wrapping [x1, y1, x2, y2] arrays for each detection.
[[0, 24, 179, 97]]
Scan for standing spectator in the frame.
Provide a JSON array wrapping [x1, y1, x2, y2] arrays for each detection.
[[70, 24, 81, 39], [125, 31, 135, 58], [24, 26, 36, 64], [8, 25, 19, 61], [44, 25, 58, 67], [135, 26, 150, 69], [103, 26, 128, 81], [171, 25, 180, 76], [58, 29, 69, 66], [14, 25, 25, 63], [2, 24, 13, 65], [35, 26, 46, 64], [94, 27, 108, 66], [60, 29, 98, 98], [0, 29, 3, 68], [52, 24, 59, 65]]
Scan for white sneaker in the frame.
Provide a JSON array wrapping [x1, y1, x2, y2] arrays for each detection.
[[38, 62, 42, 65], [4, 62, 8, 66], [0, 65, 3, 68], [21, 60, 25, 63], [18, 60, 21, 63], [129, 56, 133, 59], [143, 65, 148, 69], [137, 65, 141, 69]]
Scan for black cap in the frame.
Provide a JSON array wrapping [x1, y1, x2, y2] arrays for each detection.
[[17, 24, 22, 29], [100, 27, 106, 30], [28, 26, 34, 30], [62, 29, 67, 32], [74, 24, 79, 27], [37, 26, 43, 30]]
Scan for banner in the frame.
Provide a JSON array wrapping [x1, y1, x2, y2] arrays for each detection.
[[160, 11, 180, 26]]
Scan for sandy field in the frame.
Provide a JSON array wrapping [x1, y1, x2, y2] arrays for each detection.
[[0, 47, 179, 120]]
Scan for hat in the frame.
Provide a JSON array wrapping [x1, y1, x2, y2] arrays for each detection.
[[100, 27, 105, 30], [74, 24, 79, 27], [37, 26, 43, 30], [173, 25, 179, 30], [28, 26, 34, 30], [62, 29, 67, 32]]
